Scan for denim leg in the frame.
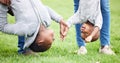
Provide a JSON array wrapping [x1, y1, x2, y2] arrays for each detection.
[[100, 0, 110, 46], [74, 0, 85, 47], [18, 36, 25, 53]]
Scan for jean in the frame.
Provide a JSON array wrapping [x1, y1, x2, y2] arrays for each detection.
[[18, 36, 25, 53], [73, 0, 110, 47]]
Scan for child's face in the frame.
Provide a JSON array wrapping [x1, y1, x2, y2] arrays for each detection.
[[80, 22, 94, 40], [36, 25, 55, 46]]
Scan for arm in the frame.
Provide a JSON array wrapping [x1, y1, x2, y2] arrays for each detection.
[[94, 12, 102, 30], [94, 0, 103, 30], [85, 0, 102, 42], [85, 12, 102, 42], [3, 22, 37, 36], [45, 6, 63, 23], [66, 9, 82, 28], [45, 6, 69, 40], [60, 10, 82, 40], [85, 26, 100, 42]]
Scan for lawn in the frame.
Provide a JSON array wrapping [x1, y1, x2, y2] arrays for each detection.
[[0, 0, 120, 63]]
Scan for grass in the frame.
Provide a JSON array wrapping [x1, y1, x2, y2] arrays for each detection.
[[0, 0, 120, 63]]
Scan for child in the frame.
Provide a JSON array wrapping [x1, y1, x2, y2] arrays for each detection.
[[0, 0, 66, 54], [80, 21, 100, 42], [61, 0, 102, 42]]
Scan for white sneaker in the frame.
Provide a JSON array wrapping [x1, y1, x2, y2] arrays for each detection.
[[77, 46, 87, 55], [99, 45, 115, 55]]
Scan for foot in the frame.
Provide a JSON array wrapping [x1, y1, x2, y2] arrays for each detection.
[[23, 48, 38, 55], [18, 49, 24, 54], [77, 46, 87, 55], [99, 45, 115, 55]]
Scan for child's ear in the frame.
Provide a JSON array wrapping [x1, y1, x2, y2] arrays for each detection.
[[38, 38, 44, 42], [36, 36, 45, 44]]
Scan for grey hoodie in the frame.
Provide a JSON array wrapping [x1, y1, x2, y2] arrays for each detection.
[[67, 0, 102, 29], [0, 0, 62, 48]]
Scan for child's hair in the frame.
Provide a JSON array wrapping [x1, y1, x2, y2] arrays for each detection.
[[29, 40, 52, 52], [29, 28, 52, 52]]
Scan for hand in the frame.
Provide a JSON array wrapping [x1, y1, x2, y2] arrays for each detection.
[[60, 20, 69, 40], [85, 26, 99, 42], [85, 35, 92, 43], [0, 0, 11, 6]]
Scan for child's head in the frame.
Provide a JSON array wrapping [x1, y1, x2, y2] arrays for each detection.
[[81, 21, 100, 42], [29, 24, 54, 52]]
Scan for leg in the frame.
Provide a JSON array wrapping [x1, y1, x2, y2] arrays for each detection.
[[74, 0, 85, 48], [74, 0, 87, 55], [100, 0, 110, 46], [99, 0, 115, 55], [18, 36, 25, 54]]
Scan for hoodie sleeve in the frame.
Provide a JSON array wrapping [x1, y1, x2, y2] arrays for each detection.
[[94, 11, 102, 30], [45, 6, 63, 23], [66, 10, 82, 28]]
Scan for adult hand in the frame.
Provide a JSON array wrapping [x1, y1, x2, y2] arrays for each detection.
[[0, 0, 11, 6], [60, 20, 69, 40]]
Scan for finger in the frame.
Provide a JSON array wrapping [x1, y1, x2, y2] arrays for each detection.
[[63, 27, 68, 36], [60, 24, 66, 36], [85, 39, 90, 43], [60, 24, 64, 35], [60, 34, 65, 41], [60, 30, 64, 40]]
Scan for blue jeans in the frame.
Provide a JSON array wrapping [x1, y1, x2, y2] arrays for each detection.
[[18, 36, 25, 53], [73, 0, 110, 47]]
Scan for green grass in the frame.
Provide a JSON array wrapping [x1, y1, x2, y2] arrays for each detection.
[[0, 0, 120, 63]]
